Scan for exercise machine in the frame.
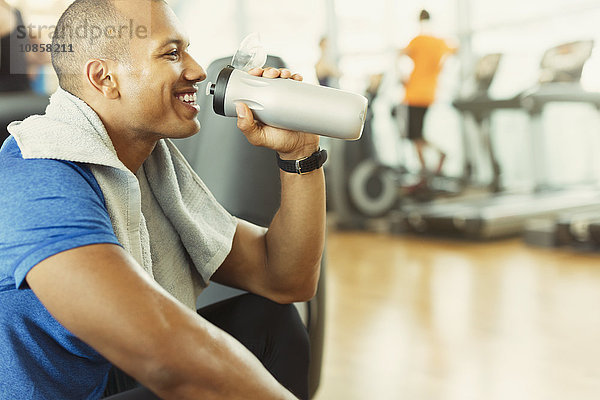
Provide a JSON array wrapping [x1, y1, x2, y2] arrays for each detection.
[[401, 40, 600, 239], [524, 203, 600, 250], [520, 40, 600, 190], [345, 69, 467, 219], [452, 52, 517, 192]]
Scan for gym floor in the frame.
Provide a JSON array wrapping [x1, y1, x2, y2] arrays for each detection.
[[314, 230, 600, 400]]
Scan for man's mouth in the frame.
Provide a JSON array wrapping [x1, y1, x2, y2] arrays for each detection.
[[175, 90, 200, 115], [176, 92, 198, 105]]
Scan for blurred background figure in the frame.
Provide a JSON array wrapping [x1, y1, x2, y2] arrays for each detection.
[[398, 9, 457, 185], [0, 0, 30, 92], [315, 36, 341, 88], [0, 0, 51, 93]]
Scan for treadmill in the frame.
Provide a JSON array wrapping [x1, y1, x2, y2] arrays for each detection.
[[401, 40, 600, 240], [453, 53, 518, 192], [404, 189, 600, 239], [555, 208, 600, 250], [520, 40, 600, 190], [521, 41, 600, 250], [523, 203, 600, 249], [588, 222, 600, 248]]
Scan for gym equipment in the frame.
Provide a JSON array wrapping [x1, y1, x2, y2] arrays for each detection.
[[321, 74, 395, 230], [452, 53, 517, 191], [555, 209, 600, 250], [399, 40, 600, 240], [520, 40, 600, 190], [525, 204, 600, 248], [523, 218, 561, 248], [589, 222, 600, 247], [345, 51, 509, 219], [524, 204, 600, 250], [344, 74, 465, 218], [454, 40, 599, 191], [403, 189, 600, 239]]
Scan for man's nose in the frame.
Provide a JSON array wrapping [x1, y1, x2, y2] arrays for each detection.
[[183, 54, 206, 83]]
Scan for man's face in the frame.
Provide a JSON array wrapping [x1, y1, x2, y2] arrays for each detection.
[[113, 1, 206, 140]]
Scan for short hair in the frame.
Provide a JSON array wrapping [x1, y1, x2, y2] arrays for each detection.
[[51, 0, 132, 96], [419, 9, 430, 21]]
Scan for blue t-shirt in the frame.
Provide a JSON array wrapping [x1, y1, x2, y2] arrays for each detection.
[[0, 137, 122, 399]]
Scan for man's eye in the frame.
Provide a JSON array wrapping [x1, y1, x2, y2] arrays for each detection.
[[166, 50, 179, 59]]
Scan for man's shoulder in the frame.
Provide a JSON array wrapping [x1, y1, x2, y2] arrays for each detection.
[[0, 136, 101, 201], [1, 137, 95, 180]]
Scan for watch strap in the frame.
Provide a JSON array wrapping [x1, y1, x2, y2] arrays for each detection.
[[276, 149, 328, 174]]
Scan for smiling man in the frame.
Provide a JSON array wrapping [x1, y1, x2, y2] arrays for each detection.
[[0, 1, 326, 399]]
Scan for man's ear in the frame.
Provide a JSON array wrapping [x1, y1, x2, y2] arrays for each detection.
[[85, 59, 120, 99]]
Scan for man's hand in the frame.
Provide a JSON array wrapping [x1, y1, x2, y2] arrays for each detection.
[[235, 67, 320, 159]]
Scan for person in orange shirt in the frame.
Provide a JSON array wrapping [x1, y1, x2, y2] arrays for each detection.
[[398, 9, 457, 182]]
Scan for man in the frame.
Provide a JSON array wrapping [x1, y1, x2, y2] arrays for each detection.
[[398, 9, 457, 184], [315, 36, 340, 88], [0, 1, 325, 399]]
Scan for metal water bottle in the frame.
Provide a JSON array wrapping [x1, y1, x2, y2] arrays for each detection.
[[205, 34, 368, 140]]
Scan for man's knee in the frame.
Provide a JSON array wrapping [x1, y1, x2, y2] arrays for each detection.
[[244, 294, 306, 329], [241, 295, 309, 352]]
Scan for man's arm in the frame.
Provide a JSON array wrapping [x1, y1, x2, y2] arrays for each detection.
[[210, 67, 326, 305], [26, 243, 297, 400]]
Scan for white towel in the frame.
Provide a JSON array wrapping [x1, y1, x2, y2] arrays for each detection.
[[8, 88, 237, 304]]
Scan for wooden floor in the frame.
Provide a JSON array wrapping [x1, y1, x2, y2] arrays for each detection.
[[313, 230, 600, 400]]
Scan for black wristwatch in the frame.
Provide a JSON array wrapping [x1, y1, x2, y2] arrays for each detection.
[[276, 148, 328, 174]]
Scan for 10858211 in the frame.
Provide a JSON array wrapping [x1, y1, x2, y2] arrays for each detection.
[[18, 43, 74, 53]]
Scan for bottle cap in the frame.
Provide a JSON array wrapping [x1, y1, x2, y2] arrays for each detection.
[[231, 32, 267, 71]]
